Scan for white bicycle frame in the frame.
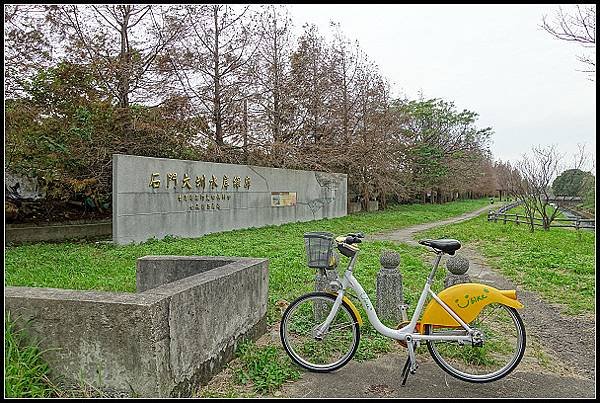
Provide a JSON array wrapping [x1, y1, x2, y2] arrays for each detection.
[[318, 250, 475, 344]]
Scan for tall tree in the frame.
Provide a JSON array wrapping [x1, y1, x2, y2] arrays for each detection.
[[396, 98, 492, 203], [47, 5, 185, 108], [168, 5, 260, 160], [348, 58, 398, 209], [290, 24, 333, 148], [252, 5, 297, 166], [328, 22, 362, 144]]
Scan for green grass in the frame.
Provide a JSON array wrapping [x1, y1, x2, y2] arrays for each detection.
[[5, 314, 54, 398], [5, 198, 489, 313], [419, 212, 595, 315], [233, 340, 301, 394], [5, 199, 489, 397]]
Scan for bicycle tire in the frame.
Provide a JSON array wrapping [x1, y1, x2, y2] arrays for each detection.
[[425, 303, 526, 383], [280, 292, 361, 372]]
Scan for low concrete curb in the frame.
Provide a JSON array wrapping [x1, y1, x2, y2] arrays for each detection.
[[5, 220, 112, 244]]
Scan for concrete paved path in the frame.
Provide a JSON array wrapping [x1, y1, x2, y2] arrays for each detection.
[[280, 353, 595, 398]]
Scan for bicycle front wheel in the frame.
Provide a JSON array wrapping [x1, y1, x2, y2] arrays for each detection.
[[280, 292, 360, 372], [425, 303, 526, 383]]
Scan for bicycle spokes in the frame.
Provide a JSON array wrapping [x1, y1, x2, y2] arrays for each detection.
[[426, 303, 526, 382], [280, 293, 361, 372]]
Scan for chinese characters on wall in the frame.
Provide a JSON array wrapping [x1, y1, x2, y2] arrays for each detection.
[[148, 172, 251, 211]]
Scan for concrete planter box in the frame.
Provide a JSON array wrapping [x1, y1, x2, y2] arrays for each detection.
[[5, 256, 268, 397], [367, 201, 379, 212], [348, 202, 362, 214]]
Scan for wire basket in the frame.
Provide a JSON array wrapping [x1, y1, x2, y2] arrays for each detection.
[[303, 232, 336, 269]]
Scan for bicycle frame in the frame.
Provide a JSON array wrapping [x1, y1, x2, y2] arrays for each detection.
[[319, 250, 474, 344]]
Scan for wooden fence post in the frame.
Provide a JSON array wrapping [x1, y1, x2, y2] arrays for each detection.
[[516, 214, 519, 225], [503, 214, 507, 224]]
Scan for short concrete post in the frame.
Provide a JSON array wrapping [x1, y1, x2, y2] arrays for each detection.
[[444, 254, 470, 288], [314, 268, 339, 321], [376, 250, 403, 323]]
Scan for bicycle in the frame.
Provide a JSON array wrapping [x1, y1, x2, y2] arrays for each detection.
[[280, 231, 526, 385]]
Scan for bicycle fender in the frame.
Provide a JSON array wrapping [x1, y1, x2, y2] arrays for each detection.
[[328, 292, 364, 326], [420, 283, 523, 331]]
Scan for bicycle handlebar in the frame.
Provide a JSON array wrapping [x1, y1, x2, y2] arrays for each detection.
[[335, 232, 364, 245], [345, 236, 362, 244]]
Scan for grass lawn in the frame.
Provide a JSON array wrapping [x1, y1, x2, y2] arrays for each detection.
[[5, 198, 492, 397], [5, 198, 490, 306], [419, 211, 595, 315]]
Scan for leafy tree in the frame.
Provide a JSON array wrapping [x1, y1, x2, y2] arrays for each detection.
[[551, 168, 594, 197], [6, 62, 201, 214], [392, 98, 493, 203]]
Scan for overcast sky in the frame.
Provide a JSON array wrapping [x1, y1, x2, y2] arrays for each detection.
[[287, 4, 596, 169]]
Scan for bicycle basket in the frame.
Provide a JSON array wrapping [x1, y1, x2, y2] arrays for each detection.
[[303, 232, 336, 269]]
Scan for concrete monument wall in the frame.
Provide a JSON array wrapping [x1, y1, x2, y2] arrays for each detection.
[[112, 154, 347, 244]]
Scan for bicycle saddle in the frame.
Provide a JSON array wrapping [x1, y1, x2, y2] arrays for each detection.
[[418, 239, 461, 255]]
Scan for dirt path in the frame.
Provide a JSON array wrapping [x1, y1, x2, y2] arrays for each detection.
[[371, 204, 495, 246], [370, 205, 596, 381]]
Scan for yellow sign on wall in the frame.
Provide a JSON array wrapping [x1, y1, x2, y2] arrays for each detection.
[[271, 192, 297, 207]]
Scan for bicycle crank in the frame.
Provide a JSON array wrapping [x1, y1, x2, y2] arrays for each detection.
[[395, 321, 422, 348]]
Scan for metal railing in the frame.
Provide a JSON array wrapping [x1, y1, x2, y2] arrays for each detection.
[[487, 211, 595, 230]]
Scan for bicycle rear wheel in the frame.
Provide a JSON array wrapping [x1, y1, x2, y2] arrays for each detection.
[[425, 303, 526, 383], [280, 292, 360, 372]]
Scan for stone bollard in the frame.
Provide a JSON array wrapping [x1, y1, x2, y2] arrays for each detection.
[[376, 250, 404, 323], [314, 268, 339, 321], [444, 253, 470, 288]]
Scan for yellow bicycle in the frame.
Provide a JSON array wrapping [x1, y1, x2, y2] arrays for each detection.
[[280, 232, 526, 385]]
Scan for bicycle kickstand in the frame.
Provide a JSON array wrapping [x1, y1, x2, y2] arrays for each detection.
[[400, 356, 411, 386], [401, 340, 418, 386]]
